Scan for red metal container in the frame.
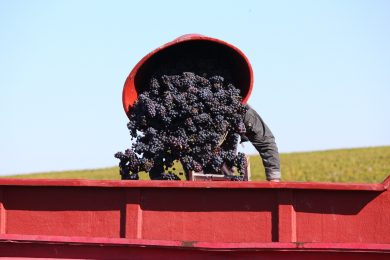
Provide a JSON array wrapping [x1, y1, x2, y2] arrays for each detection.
[[0, 177, 389, 258], [122, 34, 254, 116]]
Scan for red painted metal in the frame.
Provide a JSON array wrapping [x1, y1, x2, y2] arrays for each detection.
[[0, 234, 390, 259], [122, 34, 254, 116], [0, 177, 389, 258]]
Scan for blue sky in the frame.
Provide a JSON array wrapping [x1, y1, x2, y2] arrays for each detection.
[[1, 0, 389, 175]]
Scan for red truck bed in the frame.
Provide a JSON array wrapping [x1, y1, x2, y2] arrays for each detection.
[[0, 177, 389, 259]]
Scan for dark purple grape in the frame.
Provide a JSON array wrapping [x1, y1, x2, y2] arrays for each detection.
[[115, 60, 248, 181]]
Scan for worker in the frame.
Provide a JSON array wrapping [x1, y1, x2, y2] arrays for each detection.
[[240, 104, 281, 182]]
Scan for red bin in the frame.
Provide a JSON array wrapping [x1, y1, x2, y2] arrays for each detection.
[[122, 34, 254, 116]]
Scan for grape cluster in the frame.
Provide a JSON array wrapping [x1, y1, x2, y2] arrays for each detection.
[[116, 67, 248, 181]]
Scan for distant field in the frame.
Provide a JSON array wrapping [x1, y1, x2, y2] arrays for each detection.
[[3, 146, 390, 183]]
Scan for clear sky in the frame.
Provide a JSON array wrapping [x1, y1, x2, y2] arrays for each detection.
[[1, 0, 389, 175]]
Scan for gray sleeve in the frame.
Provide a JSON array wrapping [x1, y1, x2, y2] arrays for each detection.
[[243, 106, 281, 180]]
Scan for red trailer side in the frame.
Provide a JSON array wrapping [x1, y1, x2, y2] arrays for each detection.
[[0, 177, 389, 258]]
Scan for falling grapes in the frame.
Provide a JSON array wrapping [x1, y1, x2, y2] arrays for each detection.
[[116, 61, 248, 181]]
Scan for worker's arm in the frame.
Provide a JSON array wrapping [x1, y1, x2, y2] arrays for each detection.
[[242, 105, 281, 181]]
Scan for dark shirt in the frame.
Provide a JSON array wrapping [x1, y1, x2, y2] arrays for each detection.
[[241, 105, 281, 180]]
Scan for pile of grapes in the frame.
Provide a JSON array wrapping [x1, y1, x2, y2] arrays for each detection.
[[115, 69, 248, 181]]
